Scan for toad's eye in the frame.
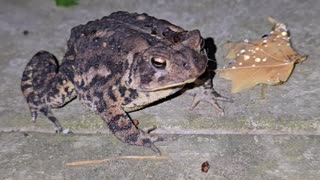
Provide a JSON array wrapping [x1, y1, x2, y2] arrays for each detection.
[[151, 57, 166, 70]]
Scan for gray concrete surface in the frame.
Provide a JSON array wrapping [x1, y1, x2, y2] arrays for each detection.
[[0, 0, 320, 179], [1, 132, 320, 179]]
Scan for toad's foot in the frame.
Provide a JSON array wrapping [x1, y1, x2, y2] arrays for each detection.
[[189, 86, 232, 116], [103, 107, 174, 155], [136, 129, 174, 155]]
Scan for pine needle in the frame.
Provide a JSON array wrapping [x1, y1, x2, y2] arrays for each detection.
[[65, 156, 168, 167]]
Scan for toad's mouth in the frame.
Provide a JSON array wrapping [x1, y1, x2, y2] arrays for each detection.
[[137, 77, 197, 92]]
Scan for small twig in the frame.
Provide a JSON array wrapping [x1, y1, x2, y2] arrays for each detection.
[[65, 156, 168, 167]]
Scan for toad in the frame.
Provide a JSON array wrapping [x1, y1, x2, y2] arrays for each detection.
[[21, 11, 223, 153]]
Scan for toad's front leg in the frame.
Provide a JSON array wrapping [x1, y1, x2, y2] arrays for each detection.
[[101, 106, 166, 154]]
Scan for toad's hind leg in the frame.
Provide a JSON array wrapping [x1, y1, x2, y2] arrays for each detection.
[[21, 51, 77, 133]]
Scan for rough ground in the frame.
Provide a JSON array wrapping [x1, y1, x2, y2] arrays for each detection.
[[0, 0, 319, 179]]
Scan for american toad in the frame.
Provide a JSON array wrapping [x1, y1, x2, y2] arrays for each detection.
[[21, 11, 212, 153]]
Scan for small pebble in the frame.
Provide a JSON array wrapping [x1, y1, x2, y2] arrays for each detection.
[[23, 30, 29, 36], [201, 161, 210, 173]]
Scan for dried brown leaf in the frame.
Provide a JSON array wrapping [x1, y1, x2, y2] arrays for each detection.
[[219, 17, 307, 93]]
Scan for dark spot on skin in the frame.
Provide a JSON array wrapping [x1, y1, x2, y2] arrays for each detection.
[[124, 131, 139, 144], [158, 76, 165, 82], [162, 27, 171, 37], [119, 86, 127, 97], [90, 29, 97, 34], [39, 107, 48, 115], [87, 75, 110, 90], [93, 90, 103, 98], [93, 77, 111, 90], [26, 93, 37, 104], [79, 79, 85, 87], [108, 87, 117, 102], [144, 21, 153, 28], [140, 72, 154, 85], [93, 37, 100, 42], [182, 62, 190, 70], [60, 94, 66, 104], [129, 89, 138, 99], [151, 29, 157, 35], [173, 35, 181, 43], [86, 93, 92, 101], [84, 56, 101, 72], [22, 69, 32, 78], [48, 116, 59, 125], [124, 97, 131, 103], [113, 114, 124, 122], [46, 86, 60, 101], [108, 36, 115, 44], [96, 100, 107, 113], [115, 79, 121, 87], [108, 114, 132, 132], [21, 84, 33, 91], [123, 59, 129, 70], [145, 36, 159, 46], [60, 63, 75, 81], [162, 27, 179, 37], [142, 138, 151, 145], [128, 52, 141, 84]]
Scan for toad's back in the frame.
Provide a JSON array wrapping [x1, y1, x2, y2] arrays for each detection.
[[67, 11, 186, 49]]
